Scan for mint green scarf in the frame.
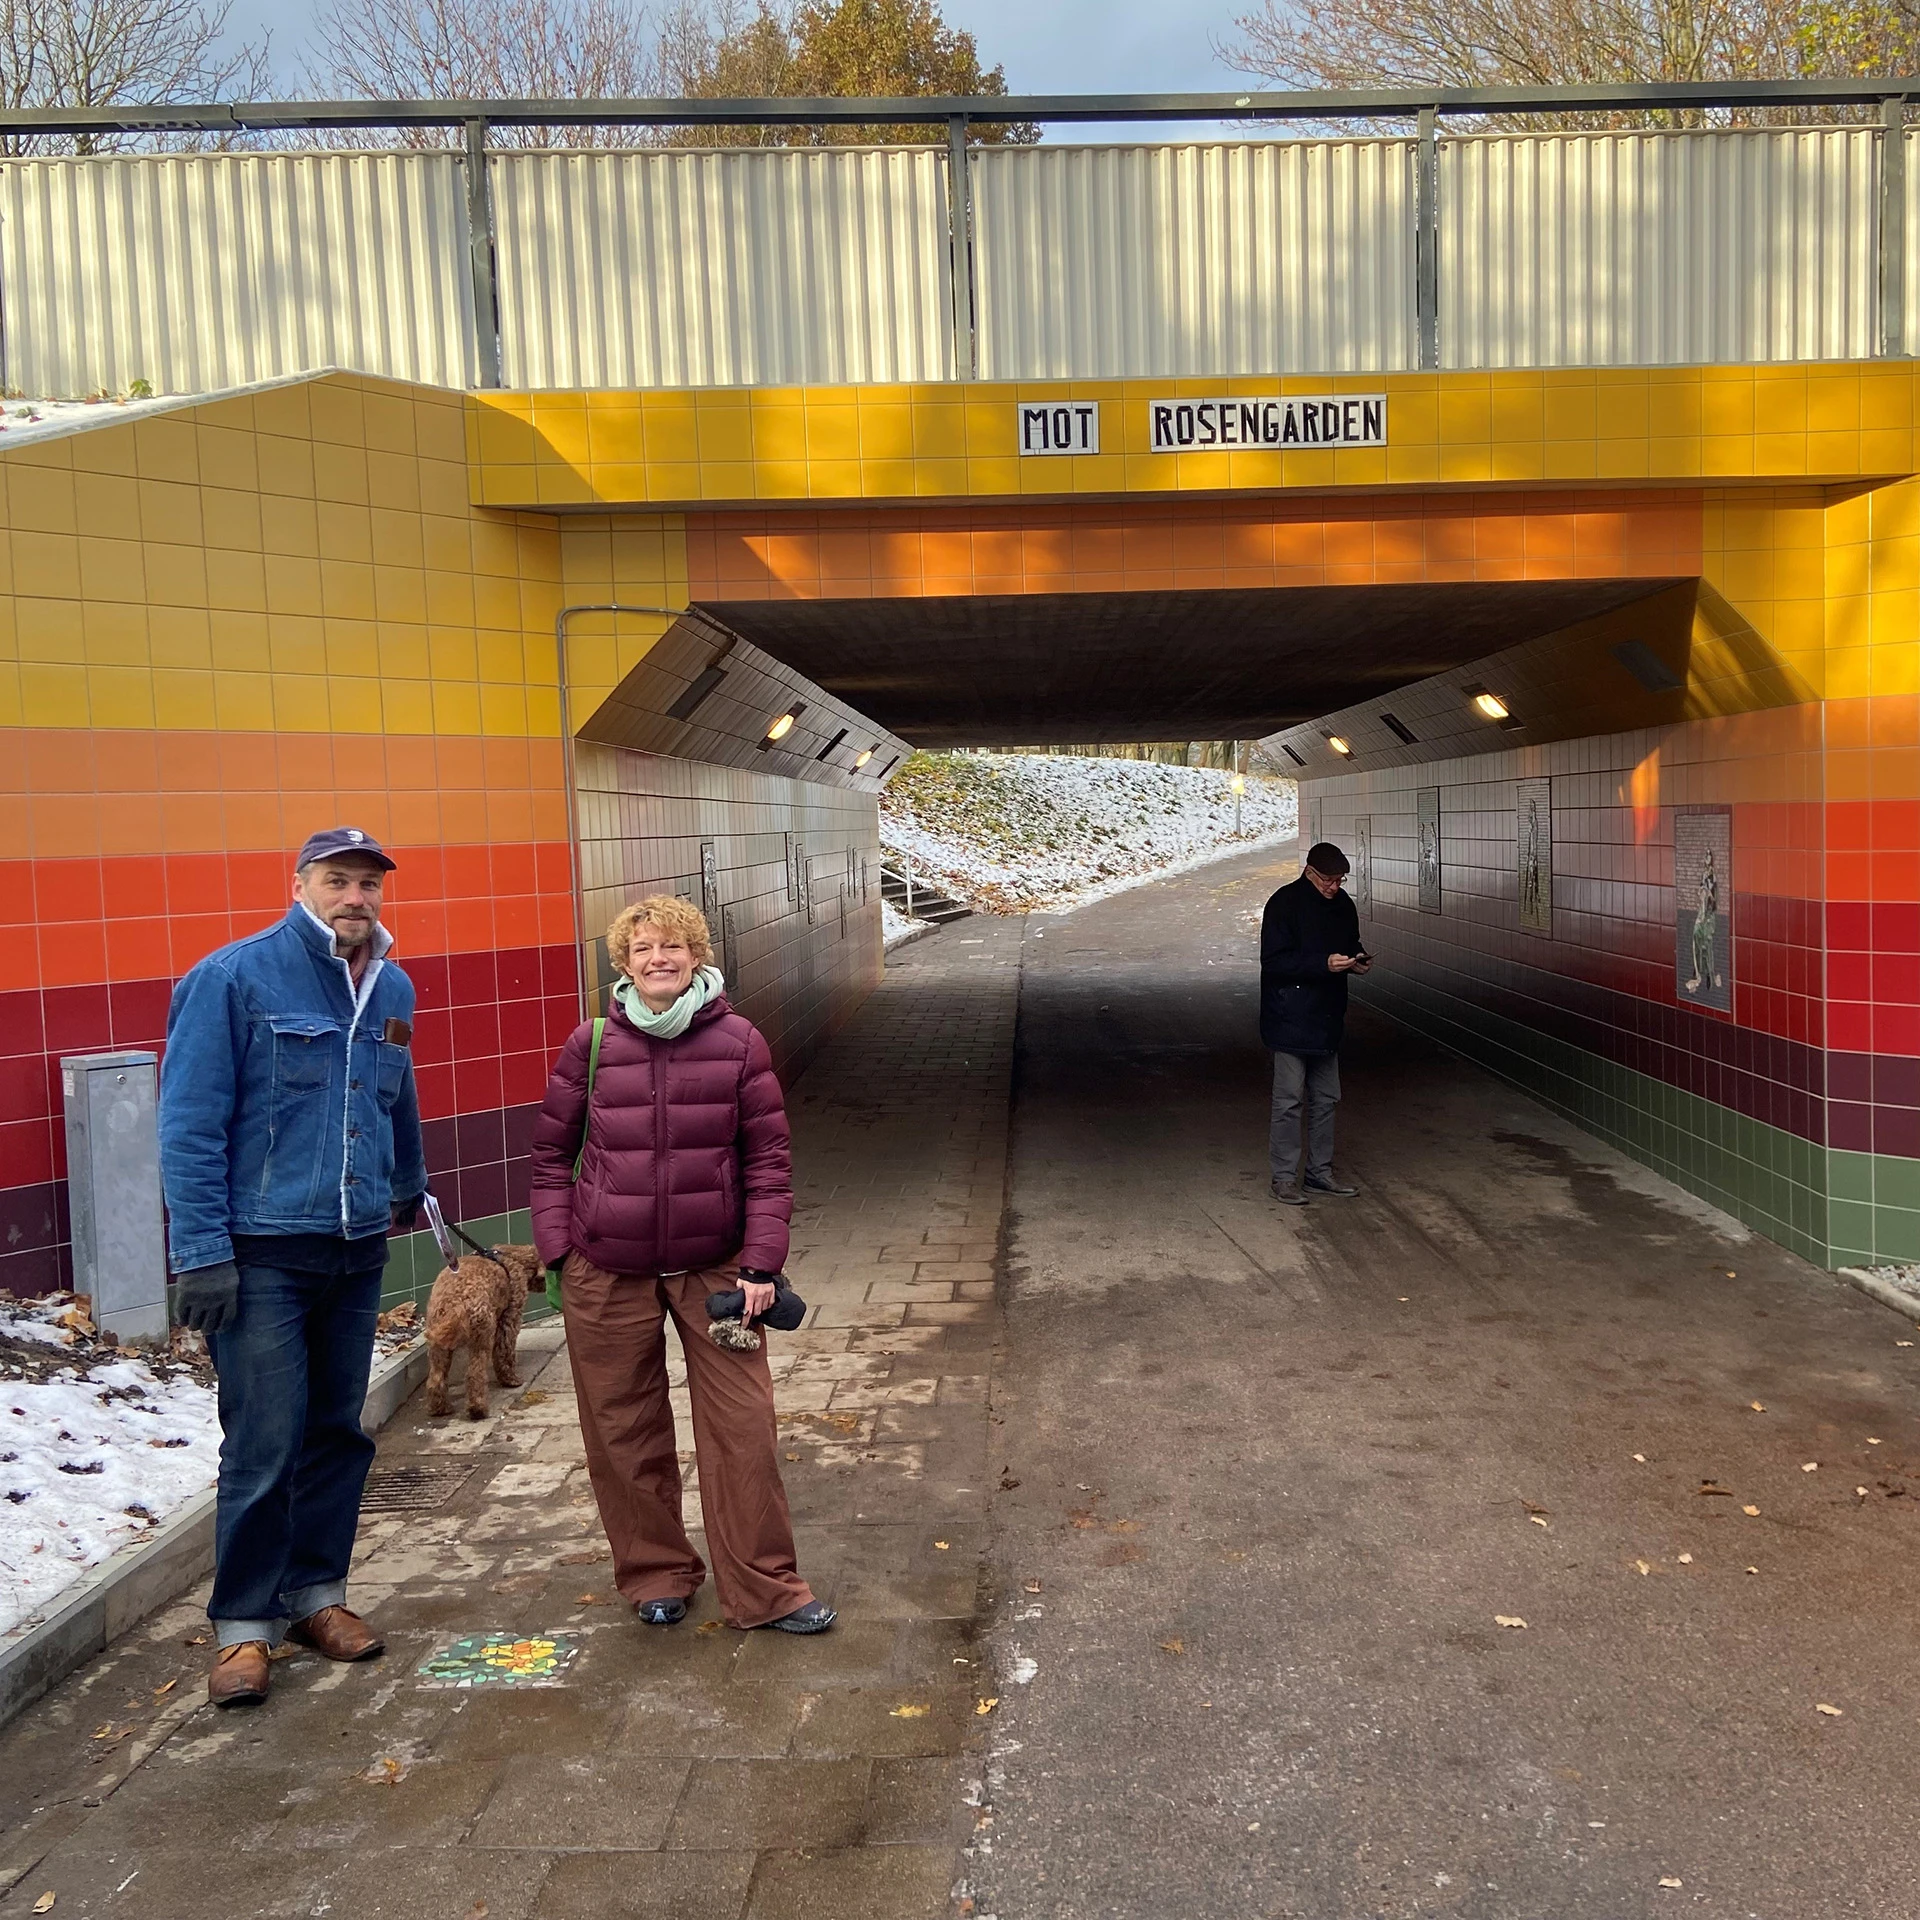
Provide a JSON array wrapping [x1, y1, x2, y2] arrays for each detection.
[[613, 965, 725, 1040]]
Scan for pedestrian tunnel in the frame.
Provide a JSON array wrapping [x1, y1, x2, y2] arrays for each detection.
[[0, 365, 1911, 1316]]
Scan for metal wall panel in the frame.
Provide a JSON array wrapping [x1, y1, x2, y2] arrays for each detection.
[[0, 152, 477, 397], [971, 140, 1415, 380], [1442, 128, 1878, 368], [493, 147, 953, 389], [1904, 127, 1920, 358]]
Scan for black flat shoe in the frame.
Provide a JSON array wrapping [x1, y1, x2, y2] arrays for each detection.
[[636, 1598, 687, 1626], [762, 1601, 836, 1634], [1303, 1177, 1359, 1197]]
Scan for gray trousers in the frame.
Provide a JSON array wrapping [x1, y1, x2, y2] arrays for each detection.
[[1269, 1050, 1340, 1187]]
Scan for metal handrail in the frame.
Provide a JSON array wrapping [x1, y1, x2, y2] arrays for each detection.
[[4, 78, 1916, 138]]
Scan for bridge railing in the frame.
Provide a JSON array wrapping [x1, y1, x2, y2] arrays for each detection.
[[2, 123, 1915, 398]]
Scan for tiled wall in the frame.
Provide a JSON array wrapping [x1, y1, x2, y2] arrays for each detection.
[[0, 374, 891, 1306], [1310, 707, 1837, 1263], [576, 745, 883, 1077]]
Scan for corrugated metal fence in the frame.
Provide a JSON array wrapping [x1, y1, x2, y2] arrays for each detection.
[[0, 128, 1911, 396]]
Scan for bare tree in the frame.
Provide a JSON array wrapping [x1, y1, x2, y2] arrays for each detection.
[[1, 0, 272, 151], [1217, 0, 1900, 125], [301, 0, 667, 146]]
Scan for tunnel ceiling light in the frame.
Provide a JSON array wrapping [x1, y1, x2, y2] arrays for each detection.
[[854, 746, 875, 769], [1471, 690, 1511, 721], [1282, 744, 1306, 768], [761, 701, 808, 745], [1326, 734, 1353, 757]]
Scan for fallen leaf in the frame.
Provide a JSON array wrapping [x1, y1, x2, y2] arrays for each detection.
[[1857, 1486, 1870, 1497], [462, 1904, 489, 1920], [1899, 1341, 1914, 1348], [934, 1540, 950, 1551], [1801, 1461, 1819, 1473], [152, 1678, 177, 1698], [576, 1593, 609, 1606], [999, 1475, 1021, 1490], [32, 1895, 55, 1914], [1635, 1560, 1652, 1575], [1632, 1453, 1647, 1463], [695, 1620, 721, 1635], [975, 1697, 999, 1715], [556, 1550, 605, 1565], [890, 1703, 931, 1718], [784, 1452, 800, 1461], [1022, 1580, 1042, 1594], [1158, 1637, 1185, 1654], [1743, 1504, 1761, 1516], [516, 1389, 546, 1406], [1494, 1615, 1528, 1629], [1749, 1402, 1766, 1412], [1698, 1482, 1734, 1496], [365, 1755, 405, 1786], [1816, 1702, 1843, 1717], [1746, 1565, 1759, 1574], [1658, 1876, 1683, 1889], [1677, 1553, 1693, 1564], [1867, 1437, 1882, 1445], [1529, 1515, 1550, 1527]]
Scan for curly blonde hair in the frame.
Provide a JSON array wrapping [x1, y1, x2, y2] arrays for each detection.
[[606, 894, 714, 974]]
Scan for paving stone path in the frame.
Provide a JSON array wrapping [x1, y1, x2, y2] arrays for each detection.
[[0, 918, 1021, 1920]]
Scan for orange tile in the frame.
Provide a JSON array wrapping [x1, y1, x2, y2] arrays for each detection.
[[486, 789, 535, 843], [481, 737, 532, 790], [160, 793, 227, 853], [275, 734, 335, 790], [30, 794, 101, 858], [26, 732, 95, 795], [445, 897, 497, 951], [331, 735, 387, 792], [168, 913, 231, 976], [95, 733, 160, 794], [436, 737, 487, 790], [34, 859, 103, 922], [216, 733, 279, 792], [0, 925, 36, 993], [39, 919, 108, 988]]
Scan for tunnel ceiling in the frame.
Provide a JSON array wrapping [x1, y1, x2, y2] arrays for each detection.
[[696, 579, 1691, 747]]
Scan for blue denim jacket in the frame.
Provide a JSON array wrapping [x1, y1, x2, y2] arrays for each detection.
[[158, 906, 427, 1273]]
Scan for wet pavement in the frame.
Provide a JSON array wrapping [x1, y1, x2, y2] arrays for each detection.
[[976, 847, 1920, 1920], [0, 919, 1020, 1920], [9, 847, 1920, 1920]]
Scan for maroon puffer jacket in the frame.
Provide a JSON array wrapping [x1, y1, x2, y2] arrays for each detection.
[[529, 994, 792, 1277]]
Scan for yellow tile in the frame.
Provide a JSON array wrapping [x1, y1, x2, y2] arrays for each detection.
[[264, 554, 324, 618], [377, 623, 430, 680], [362, 392, 419, 458], [859, 459, 916, 499], [381, 678, 436, 732], [1806, 375, 1861, 434], [82, 599, 148, 667], [147, 605, 212, 670], [327, 673, 385, 732], [74, 471, 140, 532], [1807, 431, 1861, 475], [1594, 440, 1650, 481], [476, 632, 529, 683], [963, 457, 1020, 496], [912, 458, 970, 498], [312, 442, 370, 506], [365, 451, 423, 516], [1646, 437, 1702, 479], [270, 672, 334, 732], [525, 685, 561, 738], [261, 495, 320, 559], [1871, 631, 1920, 692], [78, 537, 144, 603], [1485, 442, 1543, 484], [15, 595, 85, 662], [642, 463, 700, 501], [473, 576, 524, 630], [432, 679, 483, 734], [700, 462, 757, 500], [587, 409, 645, 465], [87, 664, 155, 729], [20, 662, 90, 728], [307, 382, 367, 449], [132, 416, 200, 485], [205, 548, 268, 613], [912, 406, 968, 460], [755, 460, 810, 499], [268, 615, 328, 677], [8, 470, 78, 538], [858, 404, 915, 460], [324, 621, 380, 679], [1824, 643, 1871, 698], [639, 404, 697, 466], [535, 467, 594, 507], [694, 410, 754, 466], [201, 486, 264, 553], [208, 609, 269, 673], [427, 625, 479, 679], [256, 434, 317, 500], [1752, 378, 1808, 437], [1541, 388, 1598, 446], [479, 682, 529, 735], [1436, 444, 1493, 484], [195, 426, 260, 494], [152, 668, 217, 729], [65, 423, 136, 478], [751, 409, 808, 463], [369, 511, 424, 574]]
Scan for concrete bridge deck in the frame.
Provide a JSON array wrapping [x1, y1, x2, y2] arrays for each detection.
[[4, 850, 1919, 1920]]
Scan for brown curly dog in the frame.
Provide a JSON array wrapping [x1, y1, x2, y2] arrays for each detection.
[[423, 1244, 545, 1419]]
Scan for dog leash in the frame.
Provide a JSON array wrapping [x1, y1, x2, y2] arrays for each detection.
[[421, 1193, 508, 1271]]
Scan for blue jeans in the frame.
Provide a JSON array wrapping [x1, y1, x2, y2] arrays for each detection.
[[206, 1252, 381, 1647]]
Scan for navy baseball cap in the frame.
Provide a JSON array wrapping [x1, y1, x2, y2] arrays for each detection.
[[296, 826, 397, 872]]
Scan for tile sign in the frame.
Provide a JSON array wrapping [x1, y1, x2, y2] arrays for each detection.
[[1517, 779, 1552, 934], [1018, 401, 1100, 456], [1417, 787, 1442, 913], [1148, 395, 1386, 452]]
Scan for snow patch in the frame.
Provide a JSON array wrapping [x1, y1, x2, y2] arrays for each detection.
[[882, 900, 931, 948], [882, 754, 1297, 916], [0, 394, 194, 449], [1, 1300, 221, 1640]]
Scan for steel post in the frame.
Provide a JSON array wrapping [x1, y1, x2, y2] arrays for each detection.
[[464, 117, 502, 388], [947, 114, 977, 381], [1881, 95, 1909, 359], [1415, 105, 1439, 372]]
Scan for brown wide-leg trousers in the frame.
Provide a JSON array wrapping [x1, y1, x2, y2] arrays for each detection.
[[560, 1252, 813, 1629]]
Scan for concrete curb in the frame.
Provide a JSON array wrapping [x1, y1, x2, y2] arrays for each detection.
[[0, 1338, 430, 1731], [1838, 1266, 1920, 1328]]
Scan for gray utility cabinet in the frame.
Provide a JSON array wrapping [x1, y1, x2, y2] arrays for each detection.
[[61, 1051, 168, 1346]]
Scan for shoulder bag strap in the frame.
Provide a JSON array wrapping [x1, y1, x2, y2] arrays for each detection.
[[571, 1017, 606, 1182]]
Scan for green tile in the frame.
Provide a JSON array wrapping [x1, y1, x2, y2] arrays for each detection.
[[1828, 1199, 1875, 1253], [1873, 1155, 1920, 1210], [1873, 1208, 1920, 1264], [1829, 1151, 1873, 1203]]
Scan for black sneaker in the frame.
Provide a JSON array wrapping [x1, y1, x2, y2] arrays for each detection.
[[762, 1601, 837, 1634], [1303, 1176, 1358, 1197], [1271, 1182, 1309, 1206], [636, 1598, 687, 1626]]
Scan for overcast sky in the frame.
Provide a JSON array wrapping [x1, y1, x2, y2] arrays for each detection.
[[225, 0, 1261, 142]]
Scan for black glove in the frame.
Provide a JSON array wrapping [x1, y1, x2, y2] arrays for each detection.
[[706, 1270, 807, 1333], [173, 1260, 240, 1336], [390, 1194, 424, 1231]]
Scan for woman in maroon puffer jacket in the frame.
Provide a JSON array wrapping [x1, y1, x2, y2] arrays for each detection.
[[530, 894, 833, 1635]]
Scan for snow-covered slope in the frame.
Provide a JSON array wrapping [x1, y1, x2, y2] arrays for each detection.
[[881, 753, 1297, 915]]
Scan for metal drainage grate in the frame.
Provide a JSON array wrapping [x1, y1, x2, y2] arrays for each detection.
[[360, 1463, 475, 1514]]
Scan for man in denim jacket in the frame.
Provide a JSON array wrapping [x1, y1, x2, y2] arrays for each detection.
[[160, 826, 426, 1708]]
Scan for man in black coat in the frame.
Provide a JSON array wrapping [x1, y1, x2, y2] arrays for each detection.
[[1260, 842, 1371, 1205]]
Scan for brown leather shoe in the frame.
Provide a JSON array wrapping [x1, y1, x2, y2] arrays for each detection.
[[208, 1640, 272, 1708], [288, 1604, 386, 1662]]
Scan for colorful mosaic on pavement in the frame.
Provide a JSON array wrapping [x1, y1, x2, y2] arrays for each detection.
[[417, 1632, 580, 1688]]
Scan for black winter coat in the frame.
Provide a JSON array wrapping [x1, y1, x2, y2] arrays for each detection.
[[1260, 874, 1363, 1056]]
